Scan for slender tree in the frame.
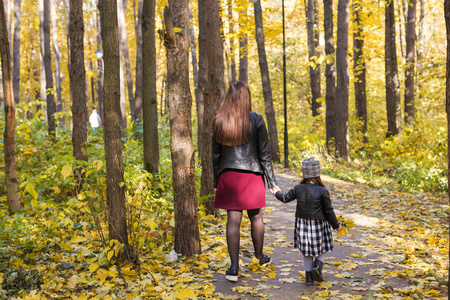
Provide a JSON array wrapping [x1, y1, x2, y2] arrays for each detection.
[[238, 3, 248, 83], [353, 0, 367, 143], [142, 0, 159, 174], [201, 0, 225, 214], [69, 0, 88, 162], [99, 0, 129, 252], [96, 8, 104, 118], [228, 0, 237, 82], [163, 2, 201, 256], [118, 0, 135, 121], [12, 0, 21, 105], [335, 0, 350, 159], [0, 0, 20, 212], [385, 0, 402, 137], [51, 0, 62, 116], [305, 0, 321, 117], [445, 0, 450, 199], [324, 0, 336, 152], [404, 0, 417, 124], [253, 0, 279, 161], [197, 0, 207, 163], [119, 52, 127, 130], [134, 0, 143, 120]]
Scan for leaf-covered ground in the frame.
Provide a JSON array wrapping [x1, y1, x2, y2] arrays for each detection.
[[0, 166, 448, 299]]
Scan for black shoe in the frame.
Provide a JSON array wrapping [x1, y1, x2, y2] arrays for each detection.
[[226, 267, 239, 282], [305, 271, 314, 286], [311, 259, 324, 282], [259, 254, 271, 266]]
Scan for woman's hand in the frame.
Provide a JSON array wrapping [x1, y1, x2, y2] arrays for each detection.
[[269, 186, 281, 195]]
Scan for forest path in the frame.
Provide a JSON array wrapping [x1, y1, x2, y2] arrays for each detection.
[[211, 166, 448, 299]]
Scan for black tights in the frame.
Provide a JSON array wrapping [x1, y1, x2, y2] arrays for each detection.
[[226, 209, 265, 270]]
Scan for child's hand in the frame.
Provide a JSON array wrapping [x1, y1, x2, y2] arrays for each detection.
[[336, 225, 342, 231], [269, 186, 281, 195]]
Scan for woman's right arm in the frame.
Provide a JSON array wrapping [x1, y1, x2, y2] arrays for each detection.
[[212, 138, 221, 188]]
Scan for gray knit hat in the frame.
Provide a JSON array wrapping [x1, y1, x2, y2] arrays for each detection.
[[302, 157, 321, 178]]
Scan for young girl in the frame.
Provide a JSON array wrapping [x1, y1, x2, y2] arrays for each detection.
[[274, 157, 341, 286]]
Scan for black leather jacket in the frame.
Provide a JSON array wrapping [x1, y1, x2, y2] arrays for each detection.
[[275, 183, 340, 229], [212, 111, 277, 188]]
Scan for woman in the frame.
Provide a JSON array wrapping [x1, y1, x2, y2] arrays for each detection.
[[212, 81, 280, 282]]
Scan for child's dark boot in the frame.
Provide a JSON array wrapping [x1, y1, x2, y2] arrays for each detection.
[[311, 259, 324, 282], [305, 271, 314, 286]]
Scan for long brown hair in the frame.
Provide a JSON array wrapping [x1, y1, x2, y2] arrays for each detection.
[[212, 81, 252, 146], [301, 177, 326, 187]]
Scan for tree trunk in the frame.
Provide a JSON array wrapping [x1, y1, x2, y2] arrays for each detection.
[[397, 0, 405, 59], [385, 0, 401, 137], [12, 0, 20, 105], [119, 52, 127, 130], [96, 7, 104, 118], [445, 0, 450, 199], [353, 0, 367, 143], [134, 0, 143, 119], [51, 0, 62, 117], [197, 0, 207, 168], [253, 0, 279, 162], [404, 0, 416, 125], [305, 0, 321, 117], [416, 0, 425, 100], [69, 0, 88, 162], [99, 0, 129, 253], [238, 5, 248, 83], [142, 0, 159, 174], [324, 0, 336, 153], [0, 0, 20, 212], [201, 0, 225, 215], [335, 0, 350, 159], [228, 0, 236, 82], [39, 0, 46, 116], [118, 0, 135, 122], [164, 2, 201, 256], [189, 4, 204, 159]]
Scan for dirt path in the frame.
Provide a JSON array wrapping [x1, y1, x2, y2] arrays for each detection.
[[211, 167, 448, 299]]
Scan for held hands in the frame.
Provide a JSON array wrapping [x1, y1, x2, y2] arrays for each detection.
[[269, 186, 281, 196]]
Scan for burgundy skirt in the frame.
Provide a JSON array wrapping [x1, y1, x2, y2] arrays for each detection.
[[214, 170, 266, 210]]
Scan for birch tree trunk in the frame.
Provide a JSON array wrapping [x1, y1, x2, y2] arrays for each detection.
[[119, 52, 127, 130], [385, 0, 402, 137], [353, 0, 367, 143], [253, 0, 279, 162], [118, 0, 135, 121], [12, 0, 20, 105], [164, 2, 201, 256], [99, 0, 129, 254], [51, 0, 62, 116], [324, 0, 336, 152], [142, 0, 159, 174], [69, 0, 88, 162], [404, 0, 417, 124], [0, 0, 20, 212], [335, 0, 350, 159], [305, 0, 321, 117]]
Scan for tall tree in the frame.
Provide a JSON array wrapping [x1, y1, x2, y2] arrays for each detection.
[[163, 2, 201, 256], [142, 0, 159, 174], [305, 0, 321, 117], [238, 3, 248, 83], [119, 52, 127, 130], [99, 0, 129, 252], [385, 0, 402, 137], [353, 0, 367, 143], [134, 0, 143, 120], [96, 8, 104, 118], [445, 0, 450, 199], [189, 4, 204, 159], [197, 0, 207, 165], [335, 0, 350, 159], [12, 0, 21, 105], [201, 0, 225, 214], [253, 0, 279, 161], [69, 0, 88, 162], [51, 0, 62, 116], [228, 0, 236, 82], [0, 0, 20, 212], [324, 0, 336, 152], [404, 0, 417, 124]]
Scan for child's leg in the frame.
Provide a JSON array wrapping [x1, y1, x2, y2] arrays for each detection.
[[303, 256, 314, 271], [227, 210, 243, 270], [247, 208, 264, 260], [317, 252, 328, 262]]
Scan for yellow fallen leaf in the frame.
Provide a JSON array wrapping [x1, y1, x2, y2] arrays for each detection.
[[89, 263, 99, 273], [318, 281, 333, 289], [267, 271, 276, 278], [332, 261, 343, 266], [174, 288, 197, 299]]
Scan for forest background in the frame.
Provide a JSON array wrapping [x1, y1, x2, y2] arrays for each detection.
[[0, 0, 448, 298]]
